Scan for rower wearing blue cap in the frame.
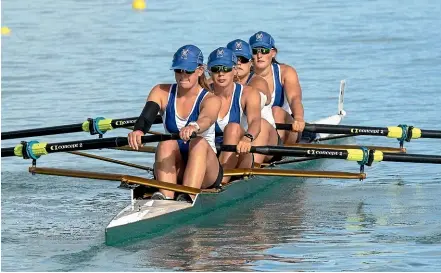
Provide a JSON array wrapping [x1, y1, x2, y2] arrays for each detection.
[[226, 39, 279, 164], [207, 47, 262, 184], [128, 45, 222, 202], [249, 31, 305, 145]]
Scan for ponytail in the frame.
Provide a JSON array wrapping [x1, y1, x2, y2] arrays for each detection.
[[198, 66, 212, 91], [271, 47, 282, 64], [233, 67, 241, 83], [272, 58, 281, 64]]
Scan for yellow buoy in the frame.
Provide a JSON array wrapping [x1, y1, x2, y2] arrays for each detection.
[[132, 0, 146, 10], [1, 26, 11, 36]]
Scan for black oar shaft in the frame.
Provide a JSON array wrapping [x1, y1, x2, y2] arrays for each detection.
[[219, 145, 349, 160], [1, 116, 163, 140], [421, 130, 441, 139], [382, 153, 441, 164], [276, 123, 441, 140], [219, 145, 441, 165], [1, 133, 181, 158], [1, 123, 85, 140], [276, 123, 390, 136], [2, 147, 16, 157]]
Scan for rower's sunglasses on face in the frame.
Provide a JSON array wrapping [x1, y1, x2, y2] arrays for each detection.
[[252, 48, 271, 55], [174, 69, 195, 74], [237, 56, 251, 63], [210, 65, 233, 73]]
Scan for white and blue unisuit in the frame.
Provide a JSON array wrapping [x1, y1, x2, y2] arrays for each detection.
[[162, 84, 216, 160], [215, 83, 246, 143]]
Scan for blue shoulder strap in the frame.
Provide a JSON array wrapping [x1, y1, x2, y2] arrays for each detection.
[[164, 84, 179, 133], [186, 89, 208, 125], [229, 83, 242, 123], [272, 63, 285, 107]]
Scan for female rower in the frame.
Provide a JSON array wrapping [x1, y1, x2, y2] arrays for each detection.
[[226, 39, 279, 163], [128, 45, 222, 202], [249, 31, 305, 144], [207, 47, 262, 184]]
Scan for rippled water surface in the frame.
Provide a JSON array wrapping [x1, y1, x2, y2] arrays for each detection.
[[2, 0, 441, 271]]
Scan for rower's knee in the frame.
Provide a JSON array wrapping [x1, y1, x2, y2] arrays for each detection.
[[156, 140, 179, 158], [154, 140, 181, 177], [223, 123, 243, 143], [188, 136, 209, 152]]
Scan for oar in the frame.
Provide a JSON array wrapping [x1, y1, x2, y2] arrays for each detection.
[[284, 143, 405, 153], [1, 116, 163, 140], [276, 123, 441, 141], [110, 143, 404, 155], [223, 168, 366, 180], [110, 145, 157, 153], [7, 113, 440, 143], [219, 145, 441, 165], [29, 167, 201, 195], [1, 133, 183, 159], [67, 151, 154, 171]]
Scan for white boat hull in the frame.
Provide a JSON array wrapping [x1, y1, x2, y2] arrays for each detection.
[[105, 112, 346, 245]]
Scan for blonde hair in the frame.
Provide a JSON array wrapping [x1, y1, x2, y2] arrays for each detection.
[[198, 65, 212, 91], [233, 67, 241, 83]]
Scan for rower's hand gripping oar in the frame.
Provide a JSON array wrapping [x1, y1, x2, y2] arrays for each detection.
[[275, 123, 441, 148]]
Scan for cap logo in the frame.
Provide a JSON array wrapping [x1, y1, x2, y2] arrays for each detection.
[[216, 48, 224, 58], [256, 33, 263, 41], [235, 41, 243, 50], [181, 48, 189, 59]]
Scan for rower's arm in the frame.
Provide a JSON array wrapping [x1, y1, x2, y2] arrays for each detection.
[[242, 86, 262, 139], [133, 84, 169, 134], [195, 93, 221, 132], [249, 76, 271, 105], [146, 84, 169, 111], [282, 65, 304, 122]]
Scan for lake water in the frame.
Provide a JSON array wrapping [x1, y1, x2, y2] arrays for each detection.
[[2, 0, 441, 271]]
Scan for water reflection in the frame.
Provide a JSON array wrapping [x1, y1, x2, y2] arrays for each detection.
[[121, 179, 309, 271]]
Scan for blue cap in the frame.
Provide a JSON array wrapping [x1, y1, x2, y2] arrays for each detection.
[[171, 45, 204, 71], [249, 31, 275, 49], [226, 39, 252, 60], [207, 47, 237, 69]]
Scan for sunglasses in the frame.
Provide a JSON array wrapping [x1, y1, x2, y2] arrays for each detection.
[[237, 56, 250, 63], [174, 69, 195, 74], [210, 65, 233, 73], [252, 48, 271, 55]]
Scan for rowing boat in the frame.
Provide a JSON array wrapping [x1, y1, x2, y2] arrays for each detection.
[[3, 81, 441, 246], [104, 83, 347, 245]]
